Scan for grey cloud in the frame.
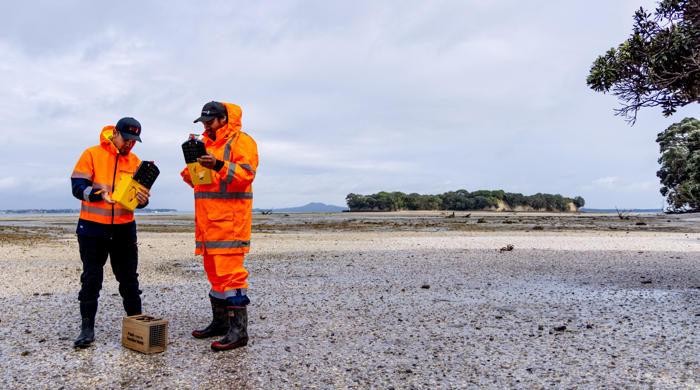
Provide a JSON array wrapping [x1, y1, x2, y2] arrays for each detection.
[[1, 0, 695, 211]]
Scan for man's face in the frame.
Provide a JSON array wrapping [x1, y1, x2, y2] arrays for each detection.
[[112, 130, 136, 155], [202, 117, 227, 139]]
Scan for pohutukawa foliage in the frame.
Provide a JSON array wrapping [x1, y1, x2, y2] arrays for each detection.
[[656, 117, 700, 211], [587, 0, 700, 123]]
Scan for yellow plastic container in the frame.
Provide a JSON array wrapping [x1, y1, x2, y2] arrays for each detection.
[[112, 174, 142, 211], [182, 135, 213, 185], [187, 162, 212, 185]]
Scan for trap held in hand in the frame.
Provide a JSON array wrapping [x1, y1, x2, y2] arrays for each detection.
[[112, 161, 160, 211]]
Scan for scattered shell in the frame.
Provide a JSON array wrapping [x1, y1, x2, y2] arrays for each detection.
[[0, 213, 698, 389]]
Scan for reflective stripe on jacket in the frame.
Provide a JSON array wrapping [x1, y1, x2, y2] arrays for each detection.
[[181, 102, 259, 255], [72, 127, 142, 225]]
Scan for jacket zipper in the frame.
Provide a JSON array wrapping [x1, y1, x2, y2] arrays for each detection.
[[111, 153, 118, 240]]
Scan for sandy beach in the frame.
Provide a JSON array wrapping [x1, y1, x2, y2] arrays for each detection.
[[1, 212, 700, 389]]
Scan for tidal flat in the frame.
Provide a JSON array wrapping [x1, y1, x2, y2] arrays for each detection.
[[1, 211, 699, 389]]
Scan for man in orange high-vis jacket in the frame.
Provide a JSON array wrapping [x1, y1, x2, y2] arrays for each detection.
[[70, 117, 151, 349], [181, 101, 258, 351]]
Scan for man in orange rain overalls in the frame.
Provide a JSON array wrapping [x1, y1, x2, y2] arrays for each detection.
[[181, 101, 258, 351], [70, 118, 151, 349]]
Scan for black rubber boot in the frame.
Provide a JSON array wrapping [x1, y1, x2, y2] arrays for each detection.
[[74, 318, 95, 349], [74, 301, 97, 349], [211, 306, 248, 351], [123, 297, 142, 316], [192, 297, 230, 339]]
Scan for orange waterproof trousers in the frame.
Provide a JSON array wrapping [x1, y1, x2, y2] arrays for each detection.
[[203, 253, 249, 306]]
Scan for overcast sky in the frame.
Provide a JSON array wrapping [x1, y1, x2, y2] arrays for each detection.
[[2, 0, 698, 211]]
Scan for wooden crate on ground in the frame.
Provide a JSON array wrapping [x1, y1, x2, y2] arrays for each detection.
[[122, 315, 168, 354]]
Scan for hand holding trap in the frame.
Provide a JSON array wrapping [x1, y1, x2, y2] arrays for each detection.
[[112, 161, 160, 211], [182, 134, 212, 185]]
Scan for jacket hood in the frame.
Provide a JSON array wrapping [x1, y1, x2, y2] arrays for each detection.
[[99, 126, 119, 153], [203, 102, 243, 141]]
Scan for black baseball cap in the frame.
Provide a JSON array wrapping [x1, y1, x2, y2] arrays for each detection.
[[115, 117, 142, 142], [194, 101, 227, 123]]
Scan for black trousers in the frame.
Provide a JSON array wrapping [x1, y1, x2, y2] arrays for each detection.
[[77, 234, 142, 304]]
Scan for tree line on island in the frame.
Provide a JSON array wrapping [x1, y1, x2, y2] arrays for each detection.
[[345, 191, 585, 212]]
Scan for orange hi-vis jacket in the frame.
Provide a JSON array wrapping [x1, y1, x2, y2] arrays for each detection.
[[181, 102, 259, 255], [72, 127, 142, 225]]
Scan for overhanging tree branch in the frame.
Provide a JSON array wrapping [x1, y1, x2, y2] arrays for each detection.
[[587, 0, 700, 124]]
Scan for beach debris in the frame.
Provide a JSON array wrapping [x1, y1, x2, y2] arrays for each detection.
[[463, 214, 471, 218], [499, 244, 514, 252], [615, 207, 630, 220], [477, 219, 487, 223], [421, 285, 430, 289], [446, 212, 455, 218], [533, 226, 544, 230], [261, 208, 274, 215], [553, 325, 567, 332], [636, 222, 647, 226]]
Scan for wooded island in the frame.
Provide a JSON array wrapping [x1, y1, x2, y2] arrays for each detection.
[[346, 190, 585, 212]]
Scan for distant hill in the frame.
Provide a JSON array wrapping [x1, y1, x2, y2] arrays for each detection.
[[254, 202, 349, 214], [581, 208, 663, 213]]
